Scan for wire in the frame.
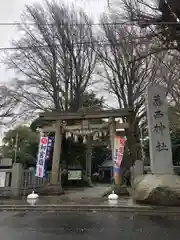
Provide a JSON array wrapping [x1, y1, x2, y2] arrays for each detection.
[[0, 20, 180, 27], [0, 21, 131, 26], [0, 41, 108, 51], [0, 20, 179, 51], [0, 34, 175, 51], [0, 38, 163, 51]]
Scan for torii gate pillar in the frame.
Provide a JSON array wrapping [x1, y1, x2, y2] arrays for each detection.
[[51, 120, 62, 185]]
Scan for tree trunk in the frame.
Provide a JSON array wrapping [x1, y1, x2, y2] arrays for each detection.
[[120, 113, 141, 186]]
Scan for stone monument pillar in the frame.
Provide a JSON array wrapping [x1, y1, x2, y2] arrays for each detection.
[[146, 84, 173, 174], [131, 84, 180, 205]]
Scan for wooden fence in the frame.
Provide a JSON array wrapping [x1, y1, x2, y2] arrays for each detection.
[[21, 170, 52, 188]]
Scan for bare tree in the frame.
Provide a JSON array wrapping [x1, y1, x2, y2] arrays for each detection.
[[120, 0, 180, 52], [98, 13, 167, 171], [0, 85, 19, 124], [4, 1, 98, 119], [117, 0, 180, 117]]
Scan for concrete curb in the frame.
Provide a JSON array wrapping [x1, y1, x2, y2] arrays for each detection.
[[0, 204, 180, 214]]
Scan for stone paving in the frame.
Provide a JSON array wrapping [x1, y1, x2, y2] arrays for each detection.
[[63, 184, 112, 199], [0, 184, 178, 214], [0, 196, 135, 207], [0, 185, 179, 216]]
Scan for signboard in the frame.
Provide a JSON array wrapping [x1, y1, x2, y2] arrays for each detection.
[[35, 137, 53, 178], [0, 172, 6, 187], [147, 84, 173, 174], [68, 170, 82, 180]]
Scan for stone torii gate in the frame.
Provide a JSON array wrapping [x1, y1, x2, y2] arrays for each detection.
[[39, 108, 131, 186]]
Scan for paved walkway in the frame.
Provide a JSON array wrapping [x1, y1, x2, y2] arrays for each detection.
[[63, 184, 111, 199], [0, 184, 134, 208], [0, 185, 179, 214]]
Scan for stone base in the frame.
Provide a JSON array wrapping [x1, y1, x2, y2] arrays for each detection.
[[132, 174, 180, 206], [102, 185, 130, 197]]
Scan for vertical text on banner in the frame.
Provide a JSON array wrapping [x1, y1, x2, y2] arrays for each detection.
[[35, 137, 48, 178], [113, 136, 126, 184], [113, 136, 126, 168]]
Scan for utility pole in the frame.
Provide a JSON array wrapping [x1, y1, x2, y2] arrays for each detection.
[[14, 131, 19, 163]]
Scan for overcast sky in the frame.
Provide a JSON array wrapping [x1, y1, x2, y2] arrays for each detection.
[[0, 0, 107, 82], [0, 0, 117, 138]]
